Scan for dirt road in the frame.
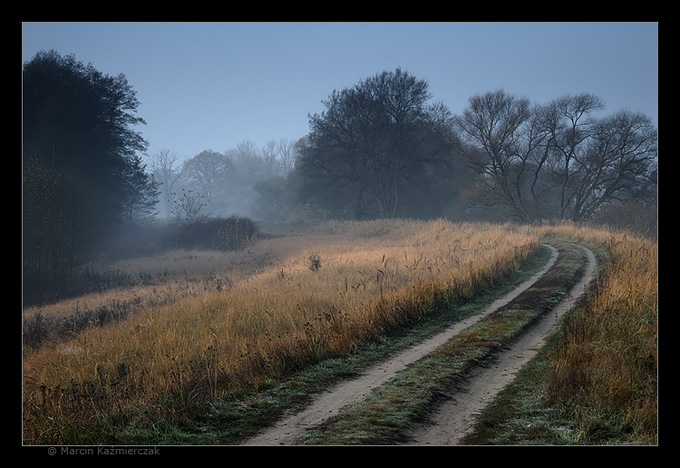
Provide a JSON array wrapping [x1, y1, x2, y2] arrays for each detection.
[[406, 245, 596, 445], [243, 244, 578, 445]]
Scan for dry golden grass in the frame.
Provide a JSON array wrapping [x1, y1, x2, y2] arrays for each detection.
[[22, 219, 657, 445], [541, 225, 657, 443], [22, 246, 281, 323], [23, 219, 540, 444]]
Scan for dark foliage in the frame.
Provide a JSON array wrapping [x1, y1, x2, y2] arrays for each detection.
[[167, 216, 259, 251], [23, 50, 158, 299], [298, 68, 459, 220]]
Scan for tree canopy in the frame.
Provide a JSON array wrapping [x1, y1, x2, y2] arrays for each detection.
[[454, 90, 657, 222], [296, 68, 459, 219], [23, 50, 158, 294], [23, 50, 155, 217]]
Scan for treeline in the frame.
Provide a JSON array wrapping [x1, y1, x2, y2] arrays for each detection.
[[23, 51, 160, 303], [149, 139, 296, 222], [23, 52, 657, 303], [293, 70, 656, 225], [168, 70, 656, 231]]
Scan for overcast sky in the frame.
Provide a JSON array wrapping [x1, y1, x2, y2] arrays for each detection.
[[22, 22, 658, 164]]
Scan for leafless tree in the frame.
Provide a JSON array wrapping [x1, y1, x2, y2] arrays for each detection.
[[455, 90, 542, 221], [150, 149, 182, 218], [263, 139, 297, 175], [455, 91, 656, 222], [181, 150, 234, 215], [541, 93, 605, 219], [567, 110, 657, 221]]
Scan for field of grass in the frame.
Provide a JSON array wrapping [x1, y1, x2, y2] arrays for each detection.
[[21, 219, 657, 445]]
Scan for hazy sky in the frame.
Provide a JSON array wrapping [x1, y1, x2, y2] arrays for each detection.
[[22, 22, 658, 164]]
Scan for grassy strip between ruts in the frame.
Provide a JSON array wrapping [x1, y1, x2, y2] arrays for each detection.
[[301, 240, 586, 445], [121, 241, 555, 445]]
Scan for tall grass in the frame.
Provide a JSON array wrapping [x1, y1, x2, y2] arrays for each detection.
[[23, 219, 540, 444], [543, 228, 657, 443], [23, 220, 657, 445]]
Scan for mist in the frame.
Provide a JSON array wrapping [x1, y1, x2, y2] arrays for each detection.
[[149, 139, 297, 223], [23, 53, 657, 308]]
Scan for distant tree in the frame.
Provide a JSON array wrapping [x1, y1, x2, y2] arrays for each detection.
[[224, 140, 287, 217], [455, 90, 657, 222], [228, 140, 282, 181], [180, 150, 233, 215], [150, 149, 183, 218], [253, 175, 296, 219], [455, 90, 537, 221], [298, 68, 458, 219], [565, 109, 657, 221], [171, 188, 208, 224], [263, 139, 297, 174], [541, 93, 605, 219]]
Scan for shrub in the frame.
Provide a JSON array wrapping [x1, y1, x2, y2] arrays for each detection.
[[168, 216, 259, 251]]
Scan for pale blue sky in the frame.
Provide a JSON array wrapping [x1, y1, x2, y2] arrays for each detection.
[[22, 22, 658, 164]]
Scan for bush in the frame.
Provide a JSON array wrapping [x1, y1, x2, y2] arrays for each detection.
[[169, 216, 259, 251]]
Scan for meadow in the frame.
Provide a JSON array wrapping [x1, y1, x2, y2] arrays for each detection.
[[21, 219, 657, 445]]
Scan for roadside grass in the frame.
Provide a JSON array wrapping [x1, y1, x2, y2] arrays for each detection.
[[447, 230, 658, 446], [122, 242, 556, 445], [458, 332, 642, 445], [22, 220, 541, 445], [302, 241, 585, 445]]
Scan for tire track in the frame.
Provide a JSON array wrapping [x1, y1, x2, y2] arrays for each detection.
[[405, 245, 596, 445], [242, 244, 559, 445]]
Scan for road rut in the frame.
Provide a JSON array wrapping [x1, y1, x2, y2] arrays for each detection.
[[406, 244, 596, 445], [243, 244, 565, 445]]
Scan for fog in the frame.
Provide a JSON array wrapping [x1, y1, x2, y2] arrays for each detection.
[[150, 139, 297, 223], [23, 53, 657, 308]]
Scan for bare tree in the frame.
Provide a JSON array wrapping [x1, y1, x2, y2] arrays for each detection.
[[181, 150, 234, 215], [150, 149, 182, 218], [263, 139, 297, 175], [171, 188, 207, 224], [567, 110, 657, 221], [455, 91, 656, 223], [455, 90, 539, 221], [541, 93, 605, 219]]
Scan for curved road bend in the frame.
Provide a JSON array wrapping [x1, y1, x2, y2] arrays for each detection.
[[406, 245, 597, 445]]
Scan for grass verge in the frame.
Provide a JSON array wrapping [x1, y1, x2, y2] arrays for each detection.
[[23, 221, 541, 445]]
